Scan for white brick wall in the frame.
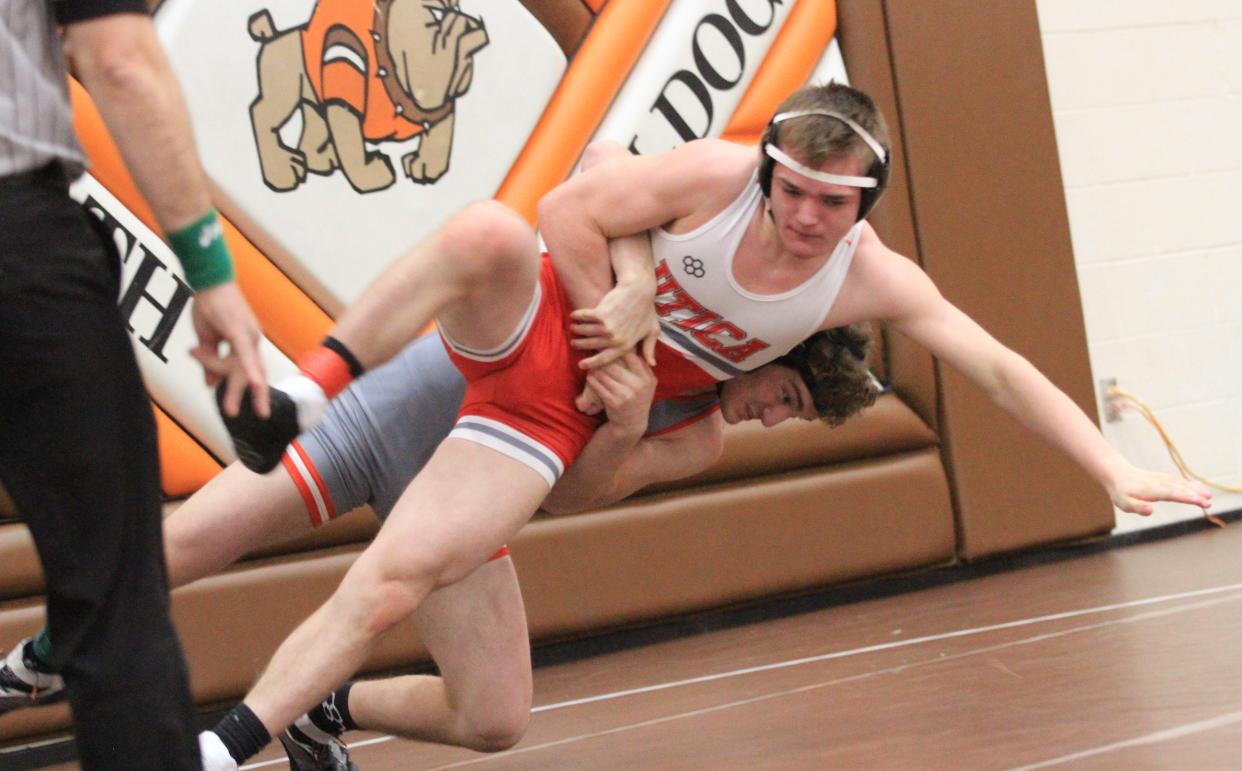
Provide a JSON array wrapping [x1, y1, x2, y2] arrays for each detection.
[[1036, 0, 1242, 531]]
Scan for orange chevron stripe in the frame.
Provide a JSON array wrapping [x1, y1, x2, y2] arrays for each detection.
[[152, 403, 222, 497], [495, 0, 671, 221], [722, 0, 839, 145]]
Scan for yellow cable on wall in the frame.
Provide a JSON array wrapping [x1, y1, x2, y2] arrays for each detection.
[[1108, 385, 1242, 527]]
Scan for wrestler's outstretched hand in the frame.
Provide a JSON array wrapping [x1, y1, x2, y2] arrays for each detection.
[[1102, 458, 1212, 515], [570, 279, 660, 370]]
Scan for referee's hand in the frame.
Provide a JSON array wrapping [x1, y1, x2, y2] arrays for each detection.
[[189, 282, 270, 419]]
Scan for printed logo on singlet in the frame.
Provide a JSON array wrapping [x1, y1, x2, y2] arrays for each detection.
[[654, 260, 770, 365], [682, 256, 706, 278]]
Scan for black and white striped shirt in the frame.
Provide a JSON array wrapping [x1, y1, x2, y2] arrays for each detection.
[[0, 0, 149, 178]]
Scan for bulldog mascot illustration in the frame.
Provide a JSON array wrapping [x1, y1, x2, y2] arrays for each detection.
[[247, 0, 489, 193]]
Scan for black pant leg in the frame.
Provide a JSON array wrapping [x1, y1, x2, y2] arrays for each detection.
[[0, 171, 200, 770]]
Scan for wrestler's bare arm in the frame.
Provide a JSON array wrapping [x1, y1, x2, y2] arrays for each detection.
[[544, 412, 723, 515], [832, 226, 1211, 515], [539, 140, 751, 314], [568, 231, 662, 368], [544, 368, 722, 516], [63, 13, 268, 416], [544, 349, 722, 513]]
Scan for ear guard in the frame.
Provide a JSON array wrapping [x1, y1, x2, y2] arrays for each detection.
[[759, 110, 890, 221]]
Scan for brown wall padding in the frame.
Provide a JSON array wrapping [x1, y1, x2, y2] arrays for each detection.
[[836, 0, 938, 429], [0, 526, 43, 599], [515, 449, 955, 638], [877, 1, 1113, 557], [0, 506, 381, 603]]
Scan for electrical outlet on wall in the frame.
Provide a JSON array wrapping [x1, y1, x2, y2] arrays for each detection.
[[1099, 378, 1121, 423]]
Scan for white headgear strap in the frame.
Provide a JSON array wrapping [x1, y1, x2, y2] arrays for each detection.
[[764, 145, 878, 188], [766, 109, 887, 189]]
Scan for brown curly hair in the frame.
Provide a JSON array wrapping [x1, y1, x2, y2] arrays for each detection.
[[775, 325, 878, 427], [764, 82, 891, 175]]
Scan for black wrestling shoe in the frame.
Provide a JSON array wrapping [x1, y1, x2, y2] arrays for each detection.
[[279, 725, 358, 771], [215, 382, 300, 474], [0, 638, 65, 715]]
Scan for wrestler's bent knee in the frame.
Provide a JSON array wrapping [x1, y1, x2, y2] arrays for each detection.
[[457, 707, 529, 753], [454, 659, 531, 752], [437, 201, 535, 283]]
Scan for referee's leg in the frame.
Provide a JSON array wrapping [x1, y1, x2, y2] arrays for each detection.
[[0, 182, 199, 769]]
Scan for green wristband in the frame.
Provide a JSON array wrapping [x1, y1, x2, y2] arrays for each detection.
[[167, 209, 235, 291]]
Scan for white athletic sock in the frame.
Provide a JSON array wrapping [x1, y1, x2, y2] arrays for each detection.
[[198, 730, 239, 771], [274, 373, 329, 433]]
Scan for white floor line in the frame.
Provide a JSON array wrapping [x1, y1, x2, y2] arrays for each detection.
[[1006, 710, 1242, 770], [240, 580, 1242, 770], [430, 591, 1242, 769], [242, 755, 291, 769], [240, 735, 396, 769], [528, 580, 1242, 714]]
